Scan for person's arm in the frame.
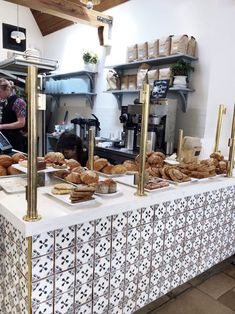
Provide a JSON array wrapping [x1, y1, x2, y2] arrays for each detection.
[[0, 116, 25, 130], [0, 97, 26, 130]]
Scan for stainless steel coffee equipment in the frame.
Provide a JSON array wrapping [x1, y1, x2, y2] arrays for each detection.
[[119, 100, 177, 154], [71, 114, 101, 142]]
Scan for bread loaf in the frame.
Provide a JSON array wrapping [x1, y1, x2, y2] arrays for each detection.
[[94, 158, 109, 171], [66, 159, 81, 170], [0, 155, 13, 168], [0, 165, 7, 176], [80, 170, 99, 185], [12, 152, 27, 163]]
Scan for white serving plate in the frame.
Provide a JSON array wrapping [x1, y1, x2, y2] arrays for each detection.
[[95, 189, 123, 198], [12, 164, 67, 173], [45, 188, 99, 207], [97, 171, 126, 178], [0, 176, 27, 193]]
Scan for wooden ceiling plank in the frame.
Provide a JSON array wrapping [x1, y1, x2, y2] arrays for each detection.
[[4, 0, 113, 27]]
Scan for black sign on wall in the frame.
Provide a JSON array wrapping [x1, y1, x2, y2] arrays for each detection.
[[151, 79, 170, 100], [2, 23, 26, 52]]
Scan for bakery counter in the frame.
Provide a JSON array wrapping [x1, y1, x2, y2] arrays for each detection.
[[94, 146, 138, 164], [1, 176, 235, 314]]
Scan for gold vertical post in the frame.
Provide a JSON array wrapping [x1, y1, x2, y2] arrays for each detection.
[[88, 128, 95, 171], [177, 129, 183, 162], [227, 104, 235, 177], [214, 104, 226, 152], [135, 83, 150, 196], [23, 66, 41, 222]]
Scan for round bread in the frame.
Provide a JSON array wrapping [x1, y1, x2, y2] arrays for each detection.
[[86, 155, 100, 169], [111, 164, 127, 174], [0, 165, 7, 176], [80, 170, 99, 185], [102, 164, 114, 174], [94, 158, 109, 171], [65, 172, 81, 184], [123, 160, 138, 171], [12, 152, 27, 163], [104, 179, 117, 193], [53, 170, 70, 179], [71, 166, 85, 174], [210, 152, 224, 161], [0, 155, 13, 168], [96, 181, 109, 194], [7, 165, 22, 175], [45, 152, 65, 164], [66, 159, 81, 170], [147, 153, 164, 165]]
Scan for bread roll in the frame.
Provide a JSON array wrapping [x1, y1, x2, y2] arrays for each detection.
[[53, 170, 70, 179], [12, 152, 27, 163], [111, 164, 127, 174], [71, 166, 85, 174], [102, 164, 114, 174], [0, 155, 13, 168], [44, 152, 65, 164], [66, 159, 81, 170], [80, 170, 99, 185], [65, 172, 81, 184], [7, 165, 22, 175], [123, 160, 138, 171], [94, 158, 109, 171], [0, 165, 7, 176]]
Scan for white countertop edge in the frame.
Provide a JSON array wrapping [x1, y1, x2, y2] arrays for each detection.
[[0, 176, 234, 237]]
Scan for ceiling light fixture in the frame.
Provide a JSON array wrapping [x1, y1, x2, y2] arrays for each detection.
[[80, 0, 101, 10], [11, 5, 26, 44]]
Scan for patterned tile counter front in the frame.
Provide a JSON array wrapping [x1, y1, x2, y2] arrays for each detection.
[[1, 182, 235, 314]]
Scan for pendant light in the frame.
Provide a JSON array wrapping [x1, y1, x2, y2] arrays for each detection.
[[80, 0, 101, 10], [11, 5, 26, 44]]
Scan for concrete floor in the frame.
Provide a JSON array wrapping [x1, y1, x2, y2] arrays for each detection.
[[135, 255, 235, 314]]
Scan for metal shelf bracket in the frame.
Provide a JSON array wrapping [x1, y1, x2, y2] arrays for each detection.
[[178, 90, 188, 113]]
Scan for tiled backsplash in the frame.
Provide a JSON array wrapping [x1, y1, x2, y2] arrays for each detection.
[[0, 185, 235, 314]]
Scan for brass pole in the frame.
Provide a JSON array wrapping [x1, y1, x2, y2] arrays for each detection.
[[227, 104, 235, 177], [88, 128, 94, 171], [177, 129, 183, 162], [23, 66, 41, 222], [135, 83, 150, 196], [214, 104, 226, 152]]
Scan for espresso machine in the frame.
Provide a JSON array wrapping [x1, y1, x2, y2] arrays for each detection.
[[119, 99, 177, 154], [71, 114, 101, 142]]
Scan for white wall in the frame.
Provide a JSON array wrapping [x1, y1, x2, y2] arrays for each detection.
[[42, 0, 235, 157], [0, 1, 43, 60]]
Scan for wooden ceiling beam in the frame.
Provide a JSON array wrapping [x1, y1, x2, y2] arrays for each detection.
[[4, 0, 113, 27]]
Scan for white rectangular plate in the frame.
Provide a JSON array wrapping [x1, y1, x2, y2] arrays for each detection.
[[45, 188, 99, 207], [116, 175, 173, 193], [0, 177, 27, 193], [12, 164, 67, 173], [95, 189, 123, 198], [97, 172, 126, 178]]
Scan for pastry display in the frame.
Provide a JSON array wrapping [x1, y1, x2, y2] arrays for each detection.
[[111, 164, 127, 175], [94, 158, 109, 171], [44, 152, 65, 165], [65, 172, 82, 184], [209, 152, 228, 174], [145, 178, 169, 190]]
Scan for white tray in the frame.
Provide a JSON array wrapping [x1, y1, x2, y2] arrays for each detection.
[[12, 164, 67, 173], [95, 189, 123, 198], [45, 187, 99, 207], [97, 171, 127, 178], [0, 176, 27, 193]]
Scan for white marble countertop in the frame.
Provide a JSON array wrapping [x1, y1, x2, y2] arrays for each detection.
[[0, 175, 234, 236]]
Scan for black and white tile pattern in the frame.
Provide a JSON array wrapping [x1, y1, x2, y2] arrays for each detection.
[[1, 184, 235, 314]]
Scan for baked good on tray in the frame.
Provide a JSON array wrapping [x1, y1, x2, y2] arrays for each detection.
[[52, 183, 74, 195], [94, 158, 109, 171], [66, 159, 81, 170], [80, 170, 99, 185], [96, 179, 117, 194], [0, 155, 13, 168], [70, 185, 96, 203]]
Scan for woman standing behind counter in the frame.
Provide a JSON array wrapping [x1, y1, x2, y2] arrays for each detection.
[[56, 131, 88, 166], [0, 78, 26, 151]]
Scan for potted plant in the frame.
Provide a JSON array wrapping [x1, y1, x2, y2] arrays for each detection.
[[82, 51, 98, 71], [170, 60, 194, 88]]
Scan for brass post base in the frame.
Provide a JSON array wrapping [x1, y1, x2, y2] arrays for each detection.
[[23, 215, 42, 222], [134, 192, 148, 197]]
